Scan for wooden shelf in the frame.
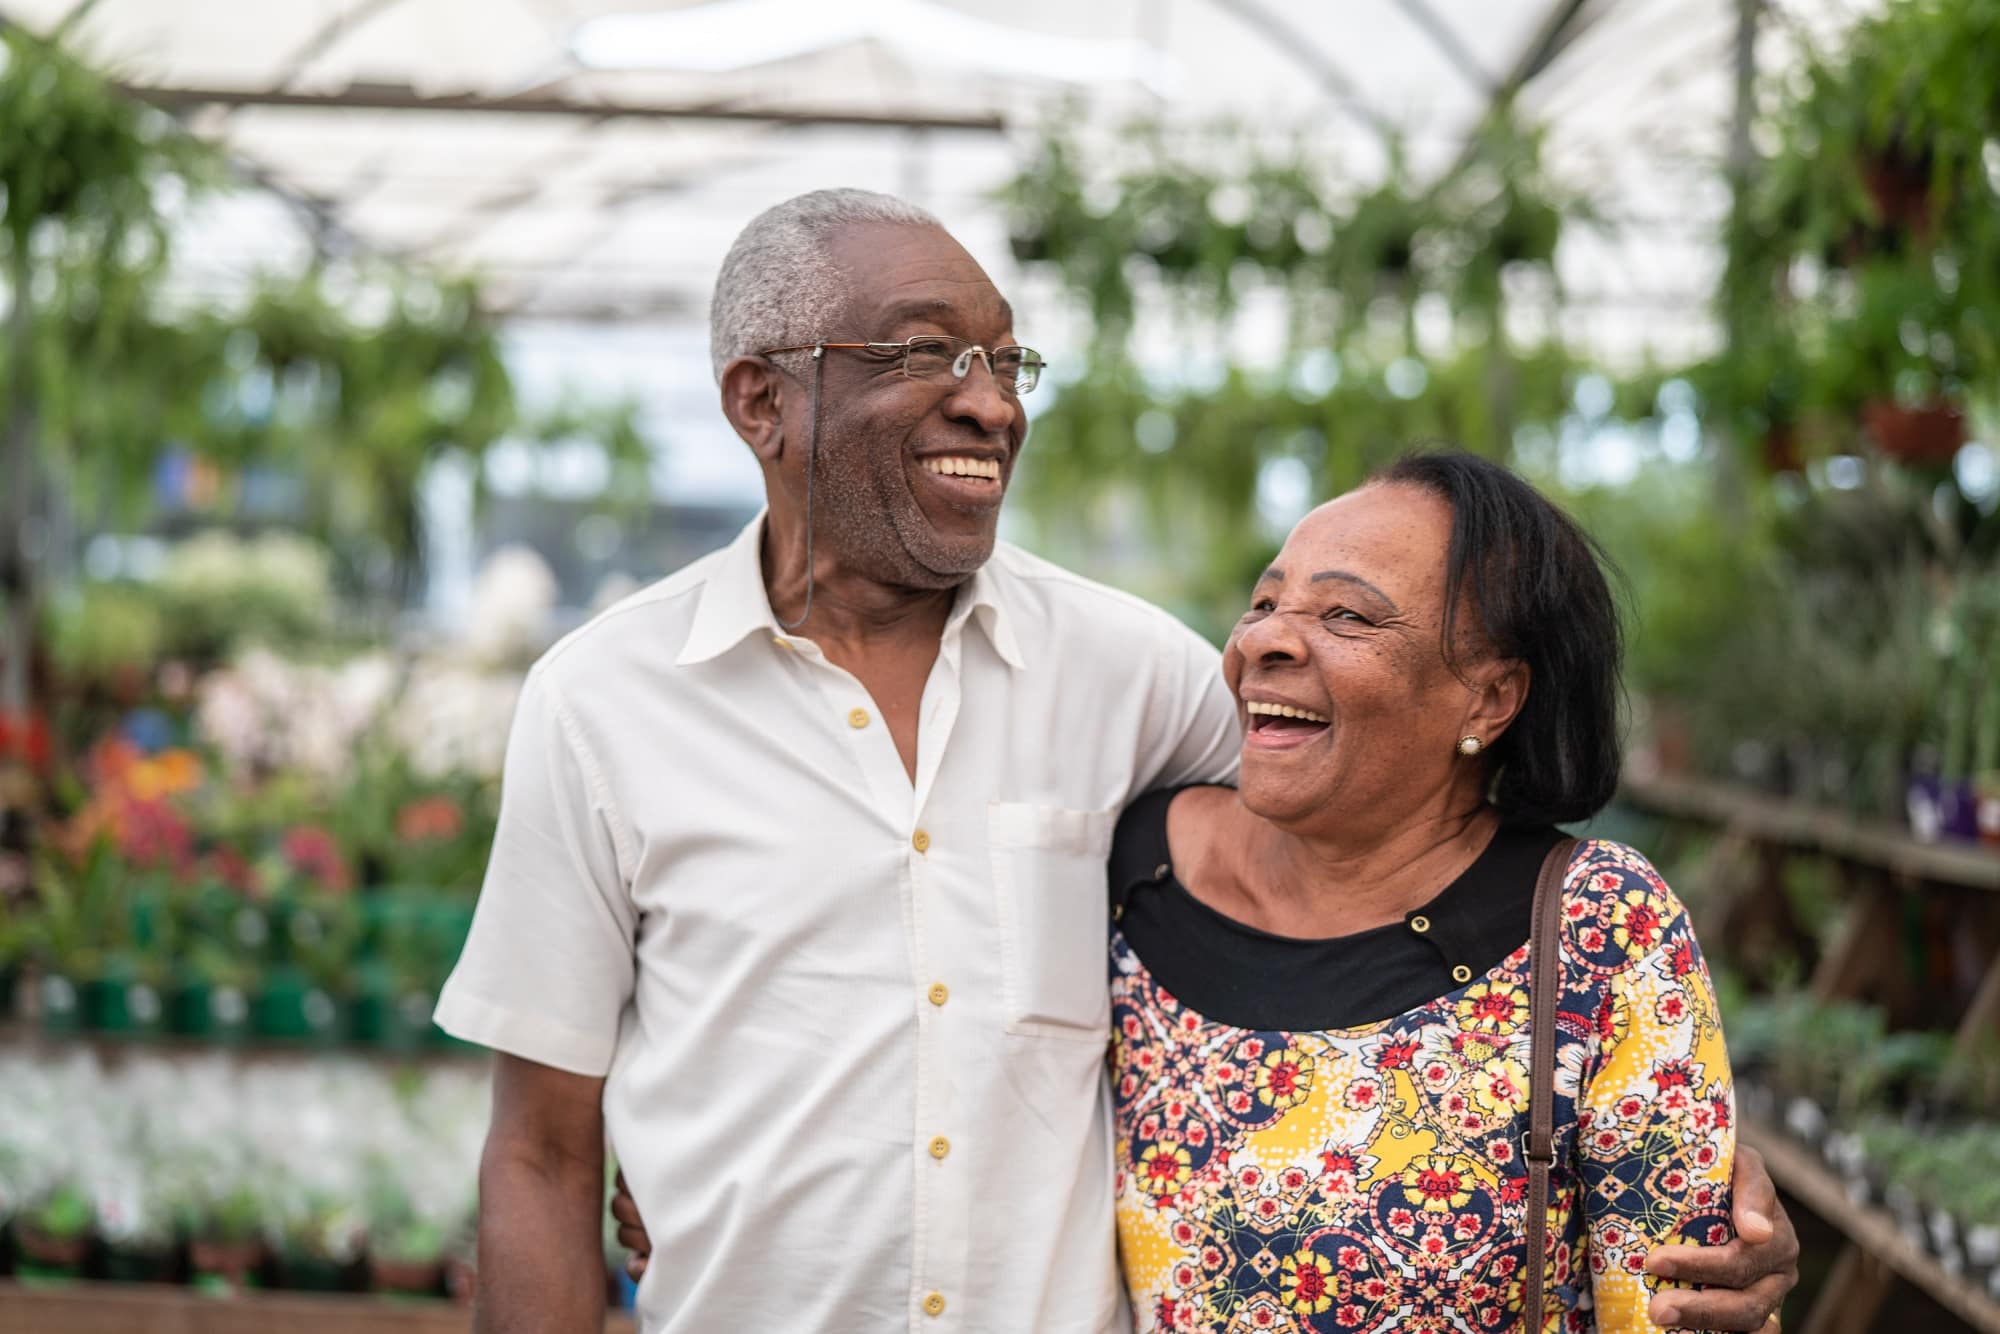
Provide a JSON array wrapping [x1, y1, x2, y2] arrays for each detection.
[[1741, 1117, 2000, 1334], [0, 1282, 637, 1333], [1621, 775, 2000, 891]]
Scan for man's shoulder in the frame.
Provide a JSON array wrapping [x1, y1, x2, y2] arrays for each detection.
[[986, 542, 1213, 651], [533, 546, 730, 685]]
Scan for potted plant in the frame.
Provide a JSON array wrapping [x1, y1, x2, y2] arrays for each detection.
[[272, 1193, 364, 1293], [364, 1174, 446, 1297], [14, 1182, 94, 1281], [183, 1177, 267, 1292]]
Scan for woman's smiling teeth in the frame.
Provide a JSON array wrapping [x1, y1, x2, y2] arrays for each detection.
[[1245, 701, 1330, 725], [922, 456, 1001, 480]]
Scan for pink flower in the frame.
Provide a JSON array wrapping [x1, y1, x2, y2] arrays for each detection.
[[283, 825, 354, 892]]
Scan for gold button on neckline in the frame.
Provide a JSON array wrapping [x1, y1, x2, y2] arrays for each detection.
[[927, 982, 949, 1006], [912, 830, 931, 854], [928, 1136, 951, 1160], [1451, 964, 1473, 984], [1153, 862, 1171, 881], [848, 708, 871, 729], [923, 1293, 947, 1317], [1410, 915, 1431, 934]]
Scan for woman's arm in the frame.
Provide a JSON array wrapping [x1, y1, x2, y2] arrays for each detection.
[[1573, 853, 1736, 1331]]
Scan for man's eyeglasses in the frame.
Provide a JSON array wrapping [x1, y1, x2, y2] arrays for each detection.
[[759, 336, 1046, 395]]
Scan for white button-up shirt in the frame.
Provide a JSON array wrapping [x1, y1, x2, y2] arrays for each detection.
[[436, 515, 1239, 1333]]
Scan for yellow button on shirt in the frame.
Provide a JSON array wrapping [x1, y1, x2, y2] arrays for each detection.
[[848, 708, 870, 729]]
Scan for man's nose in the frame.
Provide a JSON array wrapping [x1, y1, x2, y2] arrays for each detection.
[[943, 354, 1019, 436]]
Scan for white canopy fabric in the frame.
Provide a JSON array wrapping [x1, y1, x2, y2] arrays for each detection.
[[3, 0, 1869, 351]]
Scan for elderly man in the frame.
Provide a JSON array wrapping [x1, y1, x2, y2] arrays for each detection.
[[438, 189, 1797, 1334]]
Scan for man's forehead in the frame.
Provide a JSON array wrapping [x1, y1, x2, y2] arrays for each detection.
[[874, 293, 1016, 331]]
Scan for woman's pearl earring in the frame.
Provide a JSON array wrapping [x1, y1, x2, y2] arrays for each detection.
[[1457, 736, 1484, 756]]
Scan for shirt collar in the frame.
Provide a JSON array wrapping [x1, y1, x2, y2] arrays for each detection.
[[676, 512, 1027, 671]]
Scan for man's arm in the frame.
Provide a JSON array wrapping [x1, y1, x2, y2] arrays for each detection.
[[476, 1054, 610, 1334], [1643, 1145, 1800, 1330]]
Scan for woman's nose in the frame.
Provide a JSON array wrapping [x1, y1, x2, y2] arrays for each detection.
[[1233, 607, 1308, 665]]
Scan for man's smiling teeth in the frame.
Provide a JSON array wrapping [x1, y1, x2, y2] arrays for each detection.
[[1245, 701, 1329, 724], [922, 456, 1001, 480]]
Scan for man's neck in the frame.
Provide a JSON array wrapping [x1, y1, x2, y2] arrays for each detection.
[[761, 525, 962, 653]]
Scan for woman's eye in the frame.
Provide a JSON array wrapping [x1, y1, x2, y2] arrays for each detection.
[[1248, 599, 1276, 614], [1325, 608, 1368, 624]]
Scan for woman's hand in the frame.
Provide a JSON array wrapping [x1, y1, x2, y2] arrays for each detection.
[[1642, 1145, 1799, 1330], [611, 1169, 652, 1282]]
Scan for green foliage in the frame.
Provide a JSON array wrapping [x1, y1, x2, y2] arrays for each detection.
[[24, 1182, 94, 1240], [1709, 0, 2000, 481]]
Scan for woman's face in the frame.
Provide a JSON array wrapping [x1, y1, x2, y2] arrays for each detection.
[[1222, 482, 1503, 834]]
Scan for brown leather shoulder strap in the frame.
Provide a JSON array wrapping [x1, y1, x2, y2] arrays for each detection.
[[1523, 835, 1579, 1329]]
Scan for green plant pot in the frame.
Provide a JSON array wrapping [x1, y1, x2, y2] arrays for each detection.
[[253, 973, 347, 1044], [351, 988, 436, 1052], [38, 972, 83, 1035], [278, 1251, 357, 1292], [101, 1242, 177, 1283], [81, 975, 167, 1037], [0, 963, 19, 1020], [170, 981, 252, 1042]]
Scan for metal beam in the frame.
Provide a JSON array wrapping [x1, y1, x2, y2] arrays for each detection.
[[115, 80, 1007, 132], [268, 0, 414, 93], [1202, 0, 1394, 139], [1389, 0, 1497, 97]]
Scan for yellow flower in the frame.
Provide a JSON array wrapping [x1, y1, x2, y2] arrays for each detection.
[[1472, 1057, 1530, 1117], [1456, 980, 1528, 1036], [1611, 890, 1668, 959], [1401, 1153, 1478, 1213], [1138, 1141, 1193, 1197], [1281, 1249, 1335, 1314], [1255, 1046, 1314, 1111]]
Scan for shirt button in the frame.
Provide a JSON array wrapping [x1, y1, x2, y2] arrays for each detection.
[[1452, 965, 1473, 984], [1410, 915, 1431, 934], [928, 982, 950, 1006], [929, 1136, 951, 1160], [847, 708, 870, 729], [912, 830, 931, 854], [923, 1292, 947, 1317]]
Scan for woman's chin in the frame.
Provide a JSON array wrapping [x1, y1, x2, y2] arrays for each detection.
[[1234, 764, 1331, 827]]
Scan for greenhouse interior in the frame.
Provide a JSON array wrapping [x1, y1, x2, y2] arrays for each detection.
[[1, 0, 1998, 1330]]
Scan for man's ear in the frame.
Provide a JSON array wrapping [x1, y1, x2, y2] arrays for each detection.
[[1465, 659, 1530, 744], [719, 355, 786, 465]]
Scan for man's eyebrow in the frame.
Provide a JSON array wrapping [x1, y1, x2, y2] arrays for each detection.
[[1310, 569, 1399, 610]]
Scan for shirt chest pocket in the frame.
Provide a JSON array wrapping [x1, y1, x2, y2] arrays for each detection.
[[989, 801, 1117, 1043]]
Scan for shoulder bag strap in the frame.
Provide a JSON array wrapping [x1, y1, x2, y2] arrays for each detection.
[[1523, 836, 1580, 1330]]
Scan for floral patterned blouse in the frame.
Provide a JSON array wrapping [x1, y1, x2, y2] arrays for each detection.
[[1110, 838, 1734, 1333]]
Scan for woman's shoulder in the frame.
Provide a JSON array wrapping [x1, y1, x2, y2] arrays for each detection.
[[1556, 838, 1701, 971], [1109, 787, 1186, 906]]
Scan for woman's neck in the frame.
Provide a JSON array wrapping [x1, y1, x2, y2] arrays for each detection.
[[1181, 790, 1502, 939]]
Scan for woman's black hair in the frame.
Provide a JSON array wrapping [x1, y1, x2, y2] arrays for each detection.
[[1372, 448, 1624, 827]]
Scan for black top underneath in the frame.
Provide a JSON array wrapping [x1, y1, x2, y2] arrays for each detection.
[[1109, 786, 1564, 1032]]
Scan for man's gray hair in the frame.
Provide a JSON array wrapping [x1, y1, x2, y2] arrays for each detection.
[[709, 188, 943, 382]]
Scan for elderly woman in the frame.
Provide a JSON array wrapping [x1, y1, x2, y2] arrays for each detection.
[[1108, 450, 1731, 1332]]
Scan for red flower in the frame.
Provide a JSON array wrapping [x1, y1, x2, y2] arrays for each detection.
[[396, 795, 465, 843], [1651, 1060, 1694, 1091], [117, 798, 195, 877], [282, 825, 354, 892], [1377, 1037, 1420, 1069]]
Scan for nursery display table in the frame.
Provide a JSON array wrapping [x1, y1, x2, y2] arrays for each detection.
[[1742, 1117, 2000, 1334], [0, 1282, 638, 1332]]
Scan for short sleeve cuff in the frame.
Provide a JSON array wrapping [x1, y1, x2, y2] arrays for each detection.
[[433, 980, 616, 1077]]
